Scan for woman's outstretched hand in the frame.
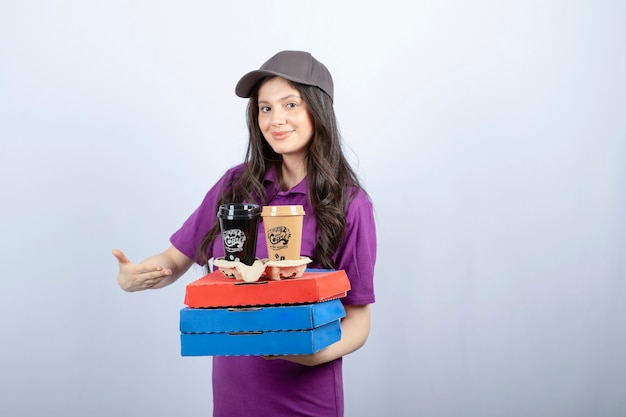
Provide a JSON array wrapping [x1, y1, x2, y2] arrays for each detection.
[[112, 249, 173, 292]]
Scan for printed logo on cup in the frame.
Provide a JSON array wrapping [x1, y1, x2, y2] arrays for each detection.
[[222, 229, 246, 253], [268, 226, 291, 247]]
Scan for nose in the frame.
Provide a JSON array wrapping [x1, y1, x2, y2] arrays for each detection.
[[270, 108, 286, 126]]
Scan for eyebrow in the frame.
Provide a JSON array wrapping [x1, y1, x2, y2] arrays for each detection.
[[258, 94, 302, 104]]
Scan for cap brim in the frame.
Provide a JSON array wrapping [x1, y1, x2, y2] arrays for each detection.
[[235, 69, 314, 98]]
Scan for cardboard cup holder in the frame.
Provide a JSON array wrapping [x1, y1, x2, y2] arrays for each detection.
[[213, 256, 312, 282], [263, 257, 312, 280], [213, 258, 265, 282]]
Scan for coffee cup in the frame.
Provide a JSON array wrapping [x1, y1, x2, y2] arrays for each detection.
[[261, 205, 305, 261], [217, 203, 261, 265]]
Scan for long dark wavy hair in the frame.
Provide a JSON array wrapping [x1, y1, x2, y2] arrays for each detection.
[[196, 78, 364, 269]]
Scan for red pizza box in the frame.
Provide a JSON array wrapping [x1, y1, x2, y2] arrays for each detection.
[[184, 269, 350, 308]]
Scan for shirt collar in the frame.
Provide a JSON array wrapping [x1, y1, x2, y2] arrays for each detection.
[[263, 165, 308, 196]]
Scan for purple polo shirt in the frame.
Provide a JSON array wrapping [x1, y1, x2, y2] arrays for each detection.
[[170, 164, 376, 417]]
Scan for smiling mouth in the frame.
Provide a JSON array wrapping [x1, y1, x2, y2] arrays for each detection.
[[271, 131, 293, 140]]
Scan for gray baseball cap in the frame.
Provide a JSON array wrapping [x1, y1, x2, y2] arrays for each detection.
[[235, 50, 334, 101]]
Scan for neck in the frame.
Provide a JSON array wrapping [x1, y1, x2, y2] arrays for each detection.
[[280, 157, 306, 191]]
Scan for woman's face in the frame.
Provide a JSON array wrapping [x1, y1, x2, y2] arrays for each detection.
[[257, 77, 314, 162]]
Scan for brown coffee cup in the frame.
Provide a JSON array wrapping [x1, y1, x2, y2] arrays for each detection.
[[261, 205, 305, 261]]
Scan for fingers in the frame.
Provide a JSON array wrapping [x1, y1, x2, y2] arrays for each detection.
[[132, 267, 172, 288], [112, 249, 130, 265], [113, 248, 173, 291], [141, 277, 161, 287], [120, 271, 168, 292], [137, 270, 171, 290], [140, 267, 173, 279], [112, 249, 172, 275]]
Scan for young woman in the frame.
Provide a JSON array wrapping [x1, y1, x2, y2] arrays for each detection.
[[113, 50, 376, 417]]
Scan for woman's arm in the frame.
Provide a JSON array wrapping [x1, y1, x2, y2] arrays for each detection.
[[268, 303, 371, 366], [113, 245, 195, 292]]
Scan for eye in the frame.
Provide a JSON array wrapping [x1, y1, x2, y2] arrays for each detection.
[[286, 102, 297, 109], [260, 106, 271, 113]]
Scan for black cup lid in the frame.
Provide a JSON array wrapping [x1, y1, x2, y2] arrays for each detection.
[[217, 203, 260, 220]]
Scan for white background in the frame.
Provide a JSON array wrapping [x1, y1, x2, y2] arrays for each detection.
[[1, 1, 625, 416]]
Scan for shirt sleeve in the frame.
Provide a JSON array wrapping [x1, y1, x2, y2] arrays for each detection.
[[333, 190, 377, 305]]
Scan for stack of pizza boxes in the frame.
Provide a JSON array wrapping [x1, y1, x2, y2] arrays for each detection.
[[180, 269, 350, 356]]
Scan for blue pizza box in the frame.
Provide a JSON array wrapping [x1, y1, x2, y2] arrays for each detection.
[[180, 320, 341, 356], [180, 299, 345, 356], [180, 298, 345, 333]]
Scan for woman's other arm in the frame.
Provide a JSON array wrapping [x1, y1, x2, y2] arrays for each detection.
[[268, 303, 371, 366], [112, 245, 195, 292]]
